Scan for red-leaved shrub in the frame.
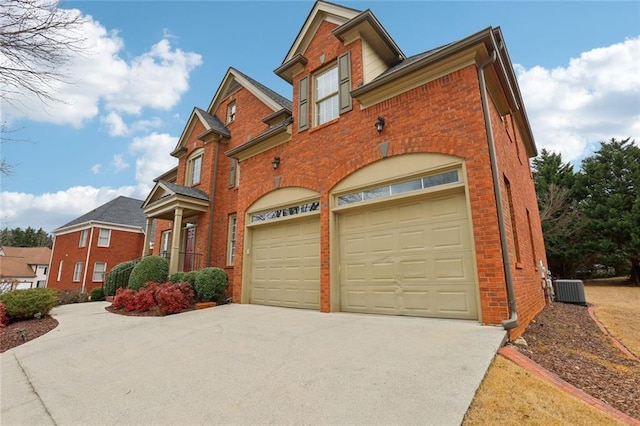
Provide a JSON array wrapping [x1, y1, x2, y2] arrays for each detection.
[[134, 285, 156, 312], [155, 284, 185, 315], [0, 302, 8, 328], [112, 288, 137, 311], [172, 282, 195, 309]]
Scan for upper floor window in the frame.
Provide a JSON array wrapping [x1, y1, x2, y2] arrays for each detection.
[[79, 229, 88, 247], [298, 52, 351, 132], [98, 228, 111, 247], [186, 149, 204, 186], [315, 66, 339, 125], [227, 101, 236, 123]]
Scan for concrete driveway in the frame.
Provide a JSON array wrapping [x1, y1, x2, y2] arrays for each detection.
[[1, 302, 506, 425]]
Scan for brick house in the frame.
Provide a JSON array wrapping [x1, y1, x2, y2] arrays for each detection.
[[47, 196, 146, 294], [143, 1, 547, 337]]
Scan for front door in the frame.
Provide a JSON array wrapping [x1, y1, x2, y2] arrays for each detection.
[[184, 226, 196, 272]]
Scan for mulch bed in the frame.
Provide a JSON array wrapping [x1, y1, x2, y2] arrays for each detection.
[[512, 302, 640, 420], [105, 305, 195, 316], [0, 316, 58, 353]]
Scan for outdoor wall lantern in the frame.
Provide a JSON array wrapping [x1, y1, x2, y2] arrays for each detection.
[[272, 156, 281, 170], [375, 116, 385, 133]]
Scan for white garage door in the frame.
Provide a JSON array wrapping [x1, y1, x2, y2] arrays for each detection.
[[249, 217, 320, 309], [338, 190, 478, 319]]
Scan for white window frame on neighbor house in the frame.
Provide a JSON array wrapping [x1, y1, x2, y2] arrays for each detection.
[[97, 228, 111, 247], [186, 148, 204, 186], [227, 101, 236, 123], [314, 65, 339, 126], [79, 229, 88, 247], [227, 214, 237, 266], [93, 262, 107, 282], [73, 262, 83, 282]]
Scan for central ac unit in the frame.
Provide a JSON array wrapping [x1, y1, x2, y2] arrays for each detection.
[[554, 279, 587, 305]]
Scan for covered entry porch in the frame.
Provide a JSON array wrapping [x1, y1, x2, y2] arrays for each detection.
[[142, 181, 209, 274]]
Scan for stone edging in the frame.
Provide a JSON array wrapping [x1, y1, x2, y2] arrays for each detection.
[[498, 346, 640, 426]]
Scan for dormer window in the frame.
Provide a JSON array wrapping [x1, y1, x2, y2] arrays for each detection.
[[315, 66, 339, 125], [227, 101, 236, 123]]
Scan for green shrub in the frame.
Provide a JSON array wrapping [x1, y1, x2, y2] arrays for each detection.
[[128, 256, 169, 291], [169, 272, 185, 283], [90, 287, 105, 301], [104, 260, 138, 296], [57, 289, 89, 305], [0, 288, 58, 320], [194, 267, 228, 302]]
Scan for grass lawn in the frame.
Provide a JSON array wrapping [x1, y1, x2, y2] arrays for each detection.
[[464, 280, 639, 424]]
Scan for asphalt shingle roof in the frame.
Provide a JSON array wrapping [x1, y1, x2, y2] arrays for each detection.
[[194, 107, 231, 137], [161, 181, 209, 201], [231, 68, 293, 112], [0, 256, 36, 279], [59, 196, 146, 230], [1, 247, 51, 265]]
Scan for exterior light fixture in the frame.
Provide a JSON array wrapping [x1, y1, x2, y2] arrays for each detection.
[[375, 116, 385, 133], [272, 156, 281, 170]]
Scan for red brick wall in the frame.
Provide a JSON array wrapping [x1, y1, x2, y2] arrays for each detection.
[[47, 227, 144, 293]]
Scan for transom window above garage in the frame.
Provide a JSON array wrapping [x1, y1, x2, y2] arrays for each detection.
[[337, 170, 459, 206], [251, 201, 320, 223]]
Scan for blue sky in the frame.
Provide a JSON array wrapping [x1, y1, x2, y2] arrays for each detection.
[[1, 1, 639, 232]]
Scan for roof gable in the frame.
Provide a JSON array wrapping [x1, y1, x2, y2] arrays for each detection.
[[206, 68, 291, 119], [281, 1, 360, 65], [55, 196, 146, 232], [142, 181, 209, 210], [171, 107, 230, 158]]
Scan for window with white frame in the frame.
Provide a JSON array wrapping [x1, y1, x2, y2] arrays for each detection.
[[227, 214, 237, 265], [98, 228, 111, 247], [315, 66, 339, 125], [73, 262, 83, 282], [93, 262, 107, 282], [57, 260, 63, 281], [227, 101, 236, 123], [186, 150, 203, 186], [79, 229, 88, 247], [160, 230, 171, 256]]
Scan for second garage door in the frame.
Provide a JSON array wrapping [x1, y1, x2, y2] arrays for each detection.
[[249, 216, 320, 309], [338, 190, 478, 319]]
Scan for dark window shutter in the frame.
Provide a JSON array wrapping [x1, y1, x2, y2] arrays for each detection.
[[298, 76, 309, 131], [228, 159, 237, 188], [338, 52, 352, 114]]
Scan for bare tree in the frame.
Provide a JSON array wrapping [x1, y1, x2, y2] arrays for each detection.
[[1, 0, 85, 176], [0, 0, 85, 105]]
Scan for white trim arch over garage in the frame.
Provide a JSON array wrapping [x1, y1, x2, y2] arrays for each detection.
[[330, 153, 481, 320], [241, 187, 321, 310]]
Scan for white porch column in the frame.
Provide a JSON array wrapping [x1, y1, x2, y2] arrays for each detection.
[[142, 217, 153, 257], [169, 207, 183, 274]]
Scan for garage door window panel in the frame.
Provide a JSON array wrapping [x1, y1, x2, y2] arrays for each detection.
[[337, 170, 460, 206], [251, 201, 319, 223]]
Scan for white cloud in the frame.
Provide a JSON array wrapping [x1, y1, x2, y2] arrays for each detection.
[[2, 10, 202, 127], [91, 164, 101, 174], [101, 112, 128, 136], [128, 133, 178, 194], [516, 37, 640, 163], [111, 154, 130, 171], [0, 186, 137, 232]]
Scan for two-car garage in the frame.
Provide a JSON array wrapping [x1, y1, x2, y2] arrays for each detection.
[[243, 154, 479, 321]]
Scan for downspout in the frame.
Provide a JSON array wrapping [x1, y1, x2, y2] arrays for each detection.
[[477, 49, 518, 330], [81, 225, 95, 294], [205, 140, 221, 266]]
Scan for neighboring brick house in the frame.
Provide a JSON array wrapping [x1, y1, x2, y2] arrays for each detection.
[[0, 246, 52, 291], [143, 1, 547, 337], [47, 196, 146, 293]]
